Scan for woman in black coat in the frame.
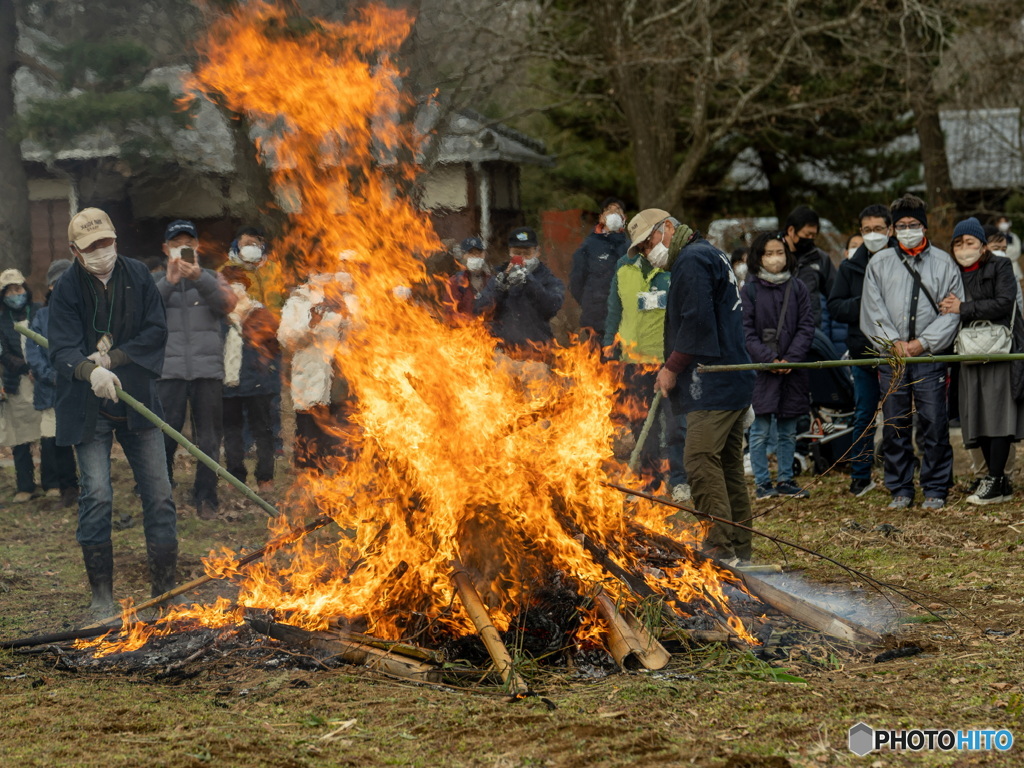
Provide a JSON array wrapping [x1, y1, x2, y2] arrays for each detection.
[[939, 217, 1024, 505]]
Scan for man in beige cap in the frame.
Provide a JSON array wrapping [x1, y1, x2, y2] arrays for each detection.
[[48, 207, 179, 620]]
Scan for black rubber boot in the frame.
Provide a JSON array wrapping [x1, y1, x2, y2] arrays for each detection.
[[146, 540, 178, 599], [81, 542, 116, 619]]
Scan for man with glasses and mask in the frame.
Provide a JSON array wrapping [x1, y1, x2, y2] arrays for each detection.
[[860, 194, 963, 510], [828, 204, 894, 496], [570, 197, 629, 343], [48, 207, 178, 620], [782, 205, 836, 329], [653, 214, 755, 564]]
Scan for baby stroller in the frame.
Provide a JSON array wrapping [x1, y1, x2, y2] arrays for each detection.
[[795, 329, 857, 475]]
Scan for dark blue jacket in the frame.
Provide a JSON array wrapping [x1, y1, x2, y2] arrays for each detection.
[[827, 243, 888, 359], [26, 306, 57, 410], [48, 257, 168, 446], [474, 262, 565, 349], [742, 276, 815, 418], [225, 306, 282, 398], [664, 237, 755, 413], [570, 230, 628, 333], [0, 302, 40, 395]]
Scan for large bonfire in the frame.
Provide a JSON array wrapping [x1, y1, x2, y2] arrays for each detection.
[[79, 0, 754, 659]]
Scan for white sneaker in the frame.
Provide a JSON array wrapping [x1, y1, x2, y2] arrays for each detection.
[[671, 484, 692, 504]]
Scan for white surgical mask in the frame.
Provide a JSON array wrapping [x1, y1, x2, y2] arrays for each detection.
[[604, 213, 624, 232], [897, 228, 925, 249], [762, 254, 787, 274], [734, 262, 748, 282], [466, 256, 485, 273], [954, 248, 983, 268], [646, 242, 669, 269], [81, 244, 118, 276], [240, 244, 263, 263], [998, 221, 1011, 234], [524, 256, 540, 270], [846, 248, 857, 260], [992, 249, 1008, 259], [862, 232, 889, 253], [169, 246, 196, 263]]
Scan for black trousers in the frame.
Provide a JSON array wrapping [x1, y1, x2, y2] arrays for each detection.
[[294, 403, 353, 473], [12, 442, 35, 493], [223, 394, 275, 484], [157, 378, 223, 507], [41, 436, 77, 490]]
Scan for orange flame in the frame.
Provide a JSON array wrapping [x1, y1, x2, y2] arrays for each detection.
[[75, 1, 757, 657]]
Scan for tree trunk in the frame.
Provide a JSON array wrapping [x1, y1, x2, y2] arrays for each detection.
[[0, 0, 33, 274], [910, 80, 955, 243]]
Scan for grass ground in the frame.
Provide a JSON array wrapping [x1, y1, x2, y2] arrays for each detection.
[[1, 442, 1022, 768]]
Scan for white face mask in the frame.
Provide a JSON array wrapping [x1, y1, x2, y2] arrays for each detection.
[[862, 232, 889, 253], [954, 247, 983, 268], [646, 242, 669, 269], [604, 213, 624, 232], [998, 221, 1011, 234], [81, 244, 118, 276], [466, 256, 485, 273], [524, 256, 540, 270], [846, 248, 858, 260], [169, 245, 197, 263], [762, 254, 787, 274], [992, 249, 1007, 259], [897, 228, 925, 249], [734, 262, 748, 282], [239, 244, 264, 264]]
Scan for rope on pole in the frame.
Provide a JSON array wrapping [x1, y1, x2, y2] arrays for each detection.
[[697, 352, 1024, 374], [17, 325, 280, 518]]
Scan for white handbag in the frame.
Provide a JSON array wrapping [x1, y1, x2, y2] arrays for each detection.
[[955, 317, 1013, 358]]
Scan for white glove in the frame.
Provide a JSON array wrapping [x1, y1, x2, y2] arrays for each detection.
[[89, 367, 121, 402], [87, 351, 111, 369]]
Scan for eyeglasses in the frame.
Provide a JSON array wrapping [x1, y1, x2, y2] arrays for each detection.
[[860, 226, 888, 234], [894, 223, 923, 232]]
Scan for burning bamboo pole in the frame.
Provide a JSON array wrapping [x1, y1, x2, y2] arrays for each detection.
[[247, 619, 441, 682], [450, 565, 530, 697], [627, 391, 662, 474], [593, 590, 670, 671]]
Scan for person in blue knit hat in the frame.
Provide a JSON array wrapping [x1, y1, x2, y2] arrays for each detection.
[[939, 216, 1024, 505]]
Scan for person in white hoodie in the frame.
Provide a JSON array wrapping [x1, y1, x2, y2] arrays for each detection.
[[277, 271, 359, 473]]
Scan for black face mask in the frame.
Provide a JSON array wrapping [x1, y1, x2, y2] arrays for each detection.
[[794, 237, 815, 256]]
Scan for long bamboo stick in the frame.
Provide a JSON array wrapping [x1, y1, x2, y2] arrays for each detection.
[[627, 391, 662, 474], [698, 352, 1024, 373], [16, 325, 278, 518], [450, 566, 530, 697]]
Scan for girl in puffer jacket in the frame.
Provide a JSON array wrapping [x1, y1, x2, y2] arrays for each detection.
[[740, 232, 816, 501]]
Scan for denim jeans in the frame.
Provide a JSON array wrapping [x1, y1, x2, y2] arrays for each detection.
[[749, 414, 798, 486], [878, 363, 952, 500], [12, 442, 35, 493], [850, 365, 880, 480], [41, 436, 78, 490], [664, 401, 688, 487], [74, 414, 177, 548]]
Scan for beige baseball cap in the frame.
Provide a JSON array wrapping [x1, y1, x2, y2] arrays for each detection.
[[626, 208, 671, 256], [68, 207, 116, 249]]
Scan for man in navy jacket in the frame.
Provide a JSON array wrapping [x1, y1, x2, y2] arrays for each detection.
[[655, 222, 755, 563], [49, 207, 178, 620]]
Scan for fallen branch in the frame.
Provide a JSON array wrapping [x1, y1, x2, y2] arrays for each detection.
[[593, 590, 670, 671]]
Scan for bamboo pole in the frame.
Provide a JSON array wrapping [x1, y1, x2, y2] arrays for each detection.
[[593, 590, 670, 671], [450, 566, 530, 697], [698, 352, 1024, 373], [16, 325, 279, 518], [247, 618, 441, 682], [627, 391, 662, 474]]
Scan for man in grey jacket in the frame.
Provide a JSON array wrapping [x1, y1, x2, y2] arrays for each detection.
[[156, 220, 237, 519], [860, 195, 963, 510]]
